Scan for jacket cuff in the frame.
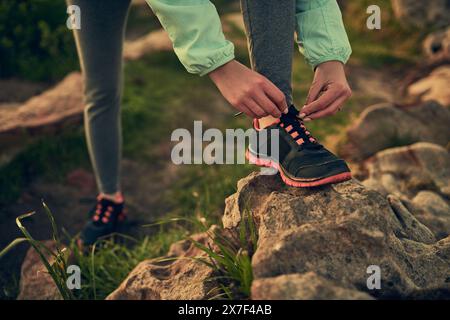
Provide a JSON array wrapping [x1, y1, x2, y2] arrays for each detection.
[[310, 49, 352, 70], [198, 45, 235, 76]]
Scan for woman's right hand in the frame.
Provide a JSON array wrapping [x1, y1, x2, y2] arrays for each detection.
[[208, 60, 288, 118]]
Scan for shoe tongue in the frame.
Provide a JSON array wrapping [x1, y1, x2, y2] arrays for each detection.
[[281, 106, 322, 149], [281, 105, 300, 121]]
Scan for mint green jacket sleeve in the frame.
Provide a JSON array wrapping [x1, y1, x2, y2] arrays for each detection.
[[295, 0, 352, 69], [146, 0, 235, 76]]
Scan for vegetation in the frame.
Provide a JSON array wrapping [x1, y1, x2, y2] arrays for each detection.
[[343, 0, 425, 68], [0, 0, 78, 81], [1, 201, 257, 300]]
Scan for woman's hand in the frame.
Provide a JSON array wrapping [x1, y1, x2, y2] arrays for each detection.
[[300, 61, 352, 120], [208, 60, 288, 118]]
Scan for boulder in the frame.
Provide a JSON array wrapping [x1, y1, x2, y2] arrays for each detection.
[[391, 0, 450, 28], [223, 172, 450, 299], [408, 191, 450, 239], [408, 66, 450, 106], [361, 143, 450, 237], [251, 272, 373, 300], [107, 230, 217, 300], [339, 101, 450, 161], [17, 240, 62, 300], [362, 142, 450, 198], [422, 28, 450, 63]]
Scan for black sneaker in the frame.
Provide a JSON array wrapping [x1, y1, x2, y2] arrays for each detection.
[[246, 105, 351, 187], [79, 195, 126, 245]]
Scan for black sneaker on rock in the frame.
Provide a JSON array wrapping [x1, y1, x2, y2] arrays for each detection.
[[246, 105, 352, 187]]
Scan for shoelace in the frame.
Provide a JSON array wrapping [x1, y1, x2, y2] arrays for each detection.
[[279, 108, 321, 148], [92, 197, 126, 224], [235, 107, 320, 148]]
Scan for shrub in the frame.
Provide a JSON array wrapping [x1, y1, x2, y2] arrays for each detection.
[[0, 0, 78, 81]]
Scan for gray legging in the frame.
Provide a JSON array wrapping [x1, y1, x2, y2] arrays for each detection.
[[69, 0, 130, 194], [69, 0, 293, 194], [240, 0, 295, 106]]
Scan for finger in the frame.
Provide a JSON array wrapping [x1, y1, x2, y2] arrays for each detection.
[[261, 80, 288, 113], [252, 91, 282, 118], [244, 98, 267, 119], [305, 79, 324, 105], [239, 104, 256, 118], [301, 85, 343, 115], [307, 94, 348, 120]]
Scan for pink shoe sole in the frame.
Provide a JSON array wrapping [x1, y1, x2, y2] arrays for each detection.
[[246, 150, 352, 187]]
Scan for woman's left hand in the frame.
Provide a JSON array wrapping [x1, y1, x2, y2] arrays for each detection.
[[300, 61, 352, 121]]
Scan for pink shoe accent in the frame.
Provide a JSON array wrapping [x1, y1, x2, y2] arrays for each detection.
[[98, 193, 124, 204], [246, 150, 351, 187], [253, 118, 281, 131]]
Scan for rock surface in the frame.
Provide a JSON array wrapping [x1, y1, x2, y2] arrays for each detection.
[[362, 142, 450, 199], [408, 66, 450, 106], [17, 240, 62, 300], [123, 29, 172, 61], [251, 272, 373, 300], [339, 101, 450, 161], [391, 0, 450, 28], [362, 142, 450, 238], [223, 172, 450, 299], [0, 72, 83, 139], [423, 27, 450, 63], [107, 230, 217, 300]]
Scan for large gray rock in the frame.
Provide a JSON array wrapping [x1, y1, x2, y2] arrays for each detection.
[[391, 0, 450, 28], [363, 142, 450, 198], [107, 230, 217, 300], [408, 66, 450, 106], [223, 172, 450, 299], [339, 101, 450, 161], [252, 272, 373, 300], [362, 142, 450, 237]]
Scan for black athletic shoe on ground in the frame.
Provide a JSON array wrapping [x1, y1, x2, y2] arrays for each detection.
[[246, 105, 351, 187], [79, 195, 126, 246]]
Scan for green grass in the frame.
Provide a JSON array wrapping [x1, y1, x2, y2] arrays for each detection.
[[166, 164, 253, 222], [1, 201, 257, 300], [343, 0, 426, 68], [69, 230, 186, 300]]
